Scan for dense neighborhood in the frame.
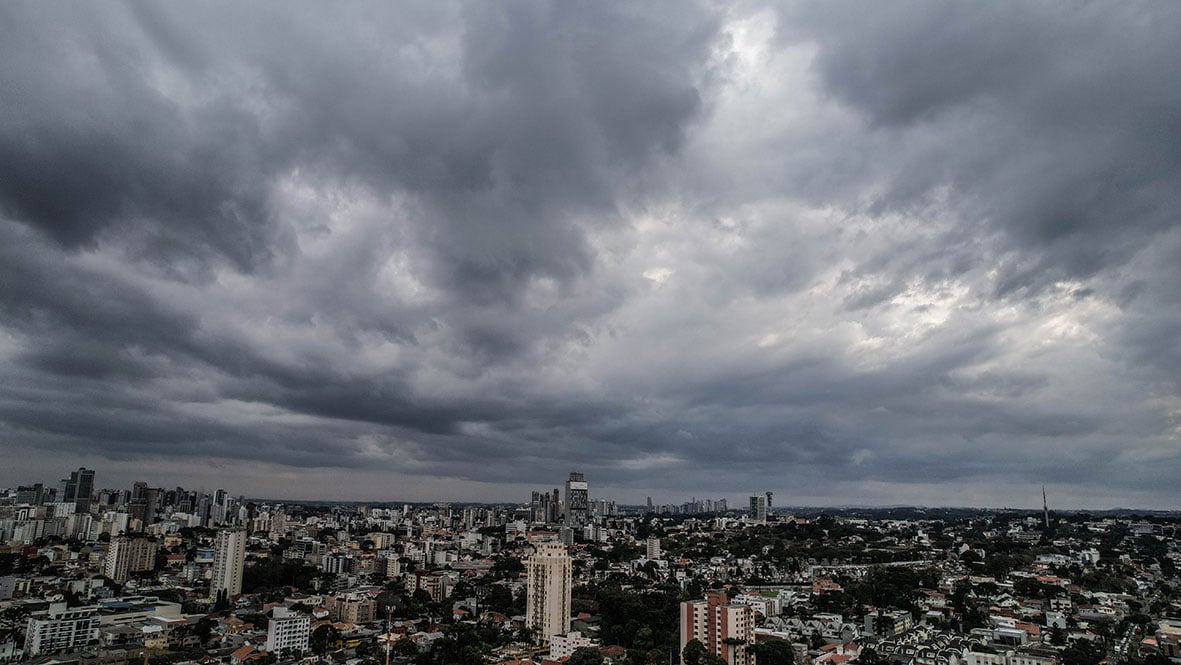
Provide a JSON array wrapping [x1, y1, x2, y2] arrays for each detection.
[[1, 471, 1179, 665]]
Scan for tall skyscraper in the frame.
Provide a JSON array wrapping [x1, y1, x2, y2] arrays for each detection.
[[526, 542, 571, 645], [212, 527, 247, 604], [680, 591, 754, 665], [564, 472, 588, 528], [749, 494, 767, 523], [63, 468, 95, 514]]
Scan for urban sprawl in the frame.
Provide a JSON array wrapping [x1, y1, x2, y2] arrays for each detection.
[[1, 469, 1179, 665]]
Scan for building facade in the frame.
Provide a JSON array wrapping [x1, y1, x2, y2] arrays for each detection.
[[265, 607, 311, 654], [25, 604, 100, 656], [564, 472, 588, 527], [526, 541, 571, 645], [211, 527, 247, 603], [680, 591, 755, 665], [104, 536, 158, 584]]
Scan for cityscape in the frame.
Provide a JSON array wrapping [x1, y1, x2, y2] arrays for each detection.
[[2, 2, 1181, 665], [0, 468, 1179, 665]]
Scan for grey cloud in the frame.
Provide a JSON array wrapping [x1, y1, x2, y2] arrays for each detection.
[[0, 1, 1179, 507]]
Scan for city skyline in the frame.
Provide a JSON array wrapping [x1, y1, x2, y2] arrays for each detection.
[[2, 3, 1180, 509]]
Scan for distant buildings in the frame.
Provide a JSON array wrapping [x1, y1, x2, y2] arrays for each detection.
[[680, 591, 755, 665], [211, 527, 247, 604], [526, 541, 572, 645], [530, 489, 562, 524]]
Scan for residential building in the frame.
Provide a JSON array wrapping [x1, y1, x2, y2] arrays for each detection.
[[212, 527, 247, 604], [647, 537, 662, 559], [24, 604, 100, 656], [551, 631, 596, 659], [104, 536, 158, 583], [680, 591, 755, 665], [526, 541, 572, 645], [265, 607, 311, 654], [332, 594, 376, 624]]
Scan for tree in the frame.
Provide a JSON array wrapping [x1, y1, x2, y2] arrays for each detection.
[[1061, 639, 1104, 665], [859, 647, 885, 665], [751, 640, 797, 665], [310, 624, 340, 655], [568, 647, 605, 665], [683, 639, 708, 665]]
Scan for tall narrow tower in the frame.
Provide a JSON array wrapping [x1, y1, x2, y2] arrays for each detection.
[[1042, 486, 1050, 529], [564, 472, 588, 528], [211, 527, 247, 605], [64, 468, 95, 514], [525, 542, 571, 645]]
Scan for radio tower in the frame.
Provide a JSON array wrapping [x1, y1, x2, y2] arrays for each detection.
[[384, 606, 392, 665], [1042, 486, 1050, 530]]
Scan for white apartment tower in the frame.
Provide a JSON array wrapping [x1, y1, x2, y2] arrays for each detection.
[[211, 527, 247, 604], [526, 541, 571, 645], [265, 606, 311, 654]]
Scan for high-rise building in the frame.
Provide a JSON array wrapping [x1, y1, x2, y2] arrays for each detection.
[[265, 606, 311, 654], [211, 527, 247, 604], [63, 468, 95, 514], [564, 472, 588, 528], [646, 537, 662, 559], [526, 542, 571, 645], [680, 591, 754, 665], [748, 494, 767, 523], [16, 483, 45, 506], [128, 482, 162, 530], [104, 536, 158, 583]]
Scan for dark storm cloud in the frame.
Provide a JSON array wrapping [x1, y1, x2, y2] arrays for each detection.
[[1, 1, 1179, 506], [780, 1, 1181, 293]]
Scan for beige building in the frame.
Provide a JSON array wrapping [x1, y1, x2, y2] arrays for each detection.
[[332, 594, 376, 624], [104, 536, 158, 583], [526, 541, 571, 645], [211, 528, 247, 603]]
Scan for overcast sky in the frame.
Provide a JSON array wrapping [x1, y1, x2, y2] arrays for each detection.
[[2, 2, 1180, 508]]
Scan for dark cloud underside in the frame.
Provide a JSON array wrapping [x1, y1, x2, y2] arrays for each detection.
[[1, 1, 1179, 507]]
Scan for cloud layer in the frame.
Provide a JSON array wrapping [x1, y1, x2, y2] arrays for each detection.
[[1, 1, 1179, 507]]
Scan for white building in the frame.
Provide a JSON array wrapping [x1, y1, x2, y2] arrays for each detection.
[[24, 604, 99, 656], [550, 631, 596, 659], [211, 527, 247, 603], [526, 541, 571, 645], [265, 607, 311, 654]]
